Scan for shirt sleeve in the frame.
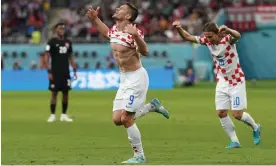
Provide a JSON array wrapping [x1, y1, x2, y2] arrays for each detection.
[[45, 40, 51, 52], [195, 36, 208, 45], [107, 25, 116, 38]]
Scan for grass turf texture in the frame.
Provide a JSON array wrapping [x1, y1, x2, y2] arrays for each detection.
[[2, 81, 276, 164]]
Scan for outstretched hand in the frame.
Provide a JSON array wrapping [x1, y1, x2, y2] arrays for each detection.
[[86, 6, 100, 20]]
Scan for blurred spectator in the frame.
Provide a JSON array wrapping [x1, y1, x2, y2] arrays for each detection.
[[13, 61, 23, 70], [95, 61, 101, 69], [30, 60, 38, 70], [43, 0, 51, 11], [153, 51, 158, 58], [162, 51, 168, 58], [84, 62, 89, 69], [3, 52, 8, 58], [21, 52, 27, 59], [12, 52, 18, 59], [91, 51, 97, 58], [106, 56, 116, 69], [165, 60, 173, 69], [183, 68, 196, 87], [1, 20, 12, 37], [28, 10, 43, 29], [31, 28, 42, 44]]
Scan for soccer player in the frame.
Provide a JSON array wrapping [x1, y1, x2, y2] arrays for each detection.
[[173, 21, 261, 148], [87, 3, 170, 163], [45, 22, 77, 122]]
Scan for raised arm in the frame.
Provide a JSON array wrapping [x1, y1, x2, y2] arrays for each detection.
[[172, 21, 197, 43], [124, 24, 149, 56], [219, 25, 241, 44], [86, 6, 110, 40], [133, 33, 148, 56]]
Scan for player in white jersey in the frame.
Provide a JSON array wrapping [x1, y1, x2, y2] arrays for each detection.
[[173, 21, 261, 148], [87, 3, 170, 163]]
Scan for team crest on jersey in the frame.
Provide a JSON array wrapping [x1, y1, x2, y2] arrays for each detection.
[[65, 42, 70, 48], [219, 59, 225, 66]]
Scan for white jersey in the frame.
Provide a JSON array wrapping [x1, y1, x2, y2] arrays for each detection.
[[107, 24, 149, 112], [195, 34, 245, 87], [108, 24, 144, 49]]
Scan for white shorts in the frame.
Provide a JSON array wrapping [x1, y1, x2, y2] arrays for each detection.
[[215, 81, 247, 111], [113, 67, 149, 112]]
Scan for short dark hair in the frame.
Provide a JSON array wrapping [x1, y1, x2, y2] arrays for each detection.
[[125, 3, 138, 22], [54, 22, 65, 29], [203, 22, 219, 33]]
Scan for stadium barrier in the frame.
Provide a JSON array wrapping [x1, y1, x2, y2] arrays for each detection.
[[1, 68, 174, 91]]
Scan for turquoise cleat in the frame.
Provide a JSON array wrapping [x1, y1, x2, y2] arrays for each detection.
[[225, 142, 241, 149], [253, 124, 261, 145], [122, 156, 146, 164], [150, 98, 170, 119]]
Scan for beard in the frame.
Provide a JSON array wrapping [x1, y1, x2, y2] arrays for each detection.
[[112, 12, 117, 18], [112, 12, 123, 21]]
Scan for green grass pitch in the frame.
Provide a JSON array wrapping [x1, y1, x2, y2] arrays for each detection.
[[2, 81, 276, 164]]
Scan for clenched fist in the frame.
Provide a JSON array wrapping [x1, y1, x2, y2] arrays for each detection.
[[219, 25, 230, 34], [172, 21, 182, 29]]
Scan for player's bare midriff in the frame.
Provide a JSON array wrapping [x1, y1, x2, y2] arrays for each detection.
[[111, 43, 141, 72]]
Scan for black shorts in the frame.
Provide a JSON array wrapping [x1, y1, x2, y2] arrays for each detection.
[[49, 75, 71, 92]]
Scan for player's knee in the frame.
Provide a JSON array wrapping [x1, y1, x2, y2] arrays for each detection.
[[216, 110, 228, 118], [62, 91, 68, 96], [51, 92, 58, 102], [120, 115, 130, 125], [52, 92, 58, 97], [62, 94, 68, 102], [232, 110, 243, 120], [112, 117, 122, 126], [112, 110, 123, 126], [121, 112, 134, 127]]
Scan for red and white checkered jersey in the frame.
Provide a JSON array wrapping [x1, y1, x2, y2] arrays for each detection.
[[108, 24, 144, 49], [195, 34, 245, 86]]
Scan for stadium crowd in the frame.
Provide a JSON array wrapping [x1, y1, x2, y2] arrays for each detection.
[[2, 0, 275, 44], [2, 0, 275, 71], [1, 0, 50, 43], [60, 0, 219, 43], [3, 0, 267, 44]]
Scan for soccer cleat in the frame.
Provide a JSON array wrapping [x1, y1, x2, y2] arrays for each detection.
[[122, 156, 146, 164], [253, 124, 261, 145], [60, 114, 73, 122], [150, 98, 170, 119], [225, 141, 241, 149], [47, 114, 56, 122]]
